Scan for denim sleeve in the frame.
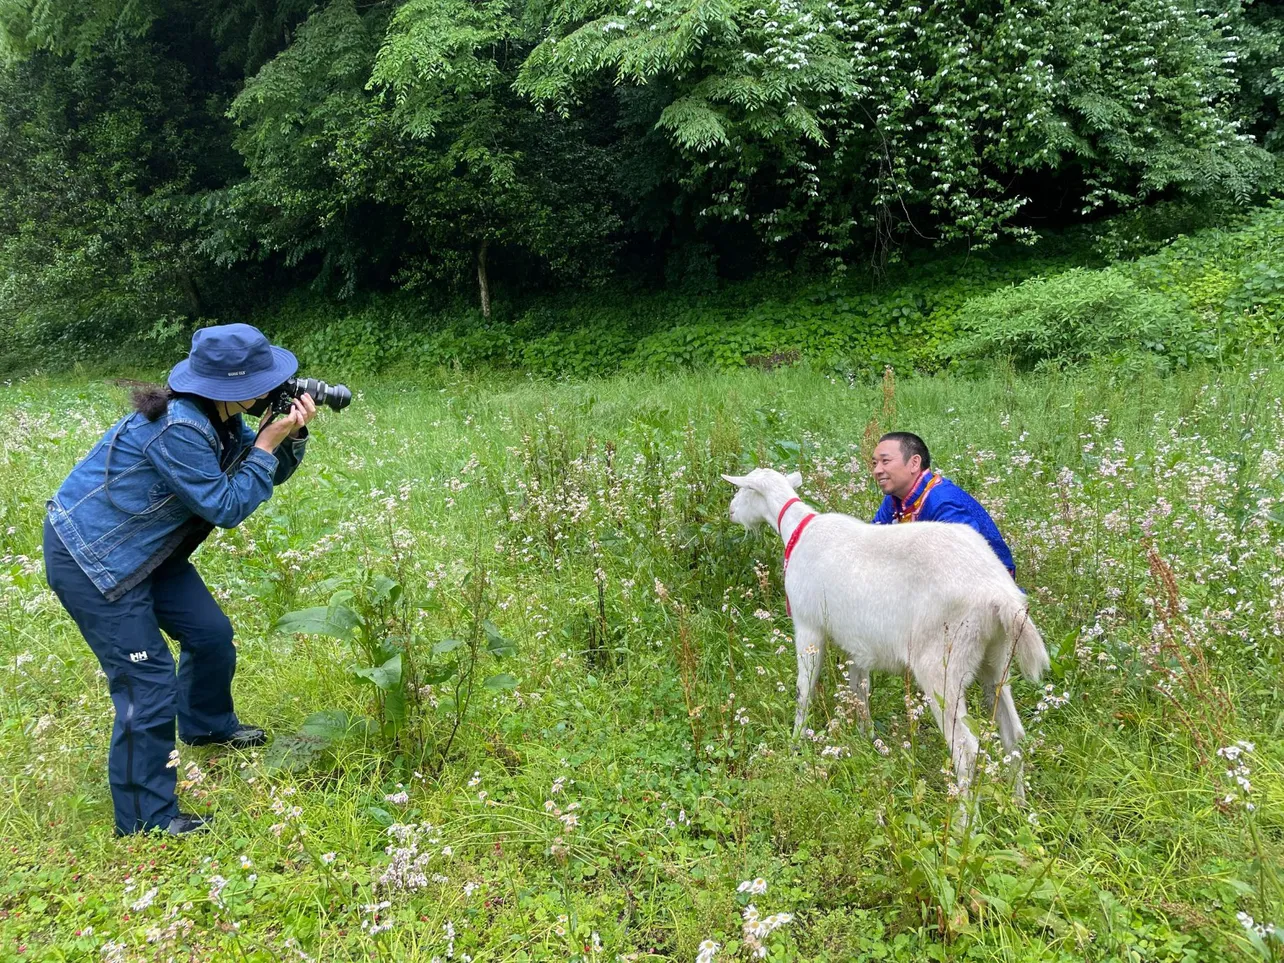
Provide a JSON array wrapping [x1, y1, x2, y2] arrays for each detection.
[[147, 423, 277, 528], [872, 496, 894, 524], [237, 417, 307, 485], [238, 417, 258, 450]]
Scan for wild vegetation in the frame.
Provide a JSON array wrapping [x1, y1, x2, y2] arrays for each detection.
[[2, 364, 1282, 961], [4, 0, 1284, 959]]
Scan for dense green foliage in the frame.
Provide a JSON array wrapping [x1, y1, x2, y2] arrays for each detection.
[[950, 269, 1198, 371], [3, 366, 1283, 960], [2, 0, 1284, 357], [953, 201, 1284, 369], [11, 202, 1284, 378], [55, 203, 1265, 380], [264, 238, 1095, 378]]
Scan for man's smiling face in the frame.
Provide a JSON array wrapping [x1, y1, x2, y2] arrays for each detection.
[[871, 438, 922, 500]]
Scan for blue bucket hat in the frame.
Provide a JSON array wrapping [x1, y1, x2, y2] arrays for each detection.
[[167, 324, 298, 401]]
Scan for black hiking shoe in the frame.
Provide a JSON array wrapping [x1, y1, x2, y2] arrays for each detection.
[[167, 811, 213, 835], [186, 725, 268, 749]]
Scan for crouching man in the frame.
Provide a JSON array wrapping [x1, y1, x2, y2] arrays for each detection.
[[870, 432, 1017, 578]]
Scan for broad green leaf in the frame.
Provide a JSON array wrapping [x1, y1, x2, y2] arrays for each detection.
[[483, 672, 519, 691], [297, 709, 355, 743], [366, 806, 394, 827], [264, 709, 375, 773], [384, 685, 407, 726], [433, 637, 465, 655], [372, 575, 402, 605], [483, 620, 515, 656], [419, 662, 457, 685], [316, 576, 349, 595], [352, 653, 403, 690], [274, 605, 360, 640], [264, 735, 324, 773]]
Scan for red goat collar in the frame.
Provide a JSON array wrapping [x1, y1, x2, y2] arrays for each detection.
[[784, 511, 816, 565], [782, 507, 817, 616], [776, 497, 801, 533]]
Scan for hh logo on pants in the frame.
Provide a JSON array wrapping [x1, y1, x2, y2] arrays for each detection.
[[129, 651, 149, 663]]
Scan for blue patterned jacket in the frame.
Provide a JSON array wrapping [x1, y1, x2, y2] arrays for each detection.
[[872, 470, 1016, 576]]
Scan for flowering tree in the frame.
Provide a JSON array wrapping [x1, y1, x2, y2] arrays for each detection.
[[518, 0, 1273, 264], [0, 0, 1279, 340]]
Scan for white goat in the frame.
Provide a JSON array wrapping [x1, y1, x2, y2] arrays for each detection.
[[723, 468, 1049, 797]]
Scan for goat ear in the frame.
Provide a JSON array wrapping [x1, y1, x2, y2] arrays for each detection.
[[786, 471, 803, 489], [721, 473, 750, 487]]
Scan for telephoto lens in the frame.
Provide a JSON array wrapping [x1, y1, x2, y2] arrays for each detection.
[[293, 377, 352, 411], [271, 377, 352, 414]]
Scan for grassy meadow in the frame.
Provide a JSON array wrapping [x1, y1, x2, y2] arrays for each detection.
[[1, 364, 1282, 962]]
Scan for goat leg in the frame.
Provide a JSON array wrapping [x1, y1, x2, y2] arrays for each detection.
[[918, 668, 980, 794], [843, 659, 872, 734], [991, 682, 1029, 806], [792, 625, 826, 738]]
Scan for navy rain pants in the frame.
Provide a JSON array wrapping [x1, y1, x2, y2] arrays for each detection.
[[43, 518, 241, 834]]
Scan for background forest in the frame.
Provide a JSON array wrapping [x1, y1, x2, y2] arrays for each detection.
[[3, 0, 1284, 374]]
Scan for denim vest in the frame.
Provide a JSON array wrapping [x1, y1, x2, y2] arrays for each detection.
[[46, 397, 306, 600]]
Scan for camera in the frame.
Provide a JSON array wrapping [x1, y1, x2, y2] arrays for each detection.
[[270, 377, 352, 415]]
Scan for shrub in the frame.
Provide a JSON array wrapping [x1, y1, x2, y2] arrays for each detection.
[[949, 269, 1210, 371]]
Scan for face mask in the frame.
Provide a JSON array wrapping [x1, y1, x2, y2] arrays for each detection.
[[243, 397, 272, 418]]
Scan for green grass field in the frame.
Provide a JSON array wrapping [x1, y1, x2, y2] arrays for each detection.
[[1, 364, 1282, 962]]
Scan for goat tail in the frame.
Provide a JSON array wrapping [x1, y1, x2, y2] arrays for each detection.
[[998, 599, 1050, 683]]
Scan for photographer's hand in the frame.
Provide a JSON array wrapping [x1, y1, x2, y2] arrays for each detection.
[[254, 398, 315, 453], [290, 393, 317, 437]]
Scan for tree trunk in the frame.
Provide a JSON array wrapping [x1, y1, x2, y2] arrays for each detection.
[[477, 238, 491, 319], [179, 272, 204, 317]]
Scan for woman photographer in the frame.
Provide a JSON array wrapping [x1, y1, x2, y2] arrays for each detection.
[[43, 324, 317, 836]]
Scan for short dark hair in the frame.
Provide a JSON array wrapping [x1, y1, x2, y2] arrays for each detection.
[[879, 431, 931, 470], [130, 384, 212, 421], [131, 384, 174, 421]]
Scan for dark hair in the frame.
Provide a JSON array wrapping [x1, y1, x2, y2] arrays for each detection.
[[879, 431, 931, 470], [131, 384, 174, 421], [131, 384, 217, 422]]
